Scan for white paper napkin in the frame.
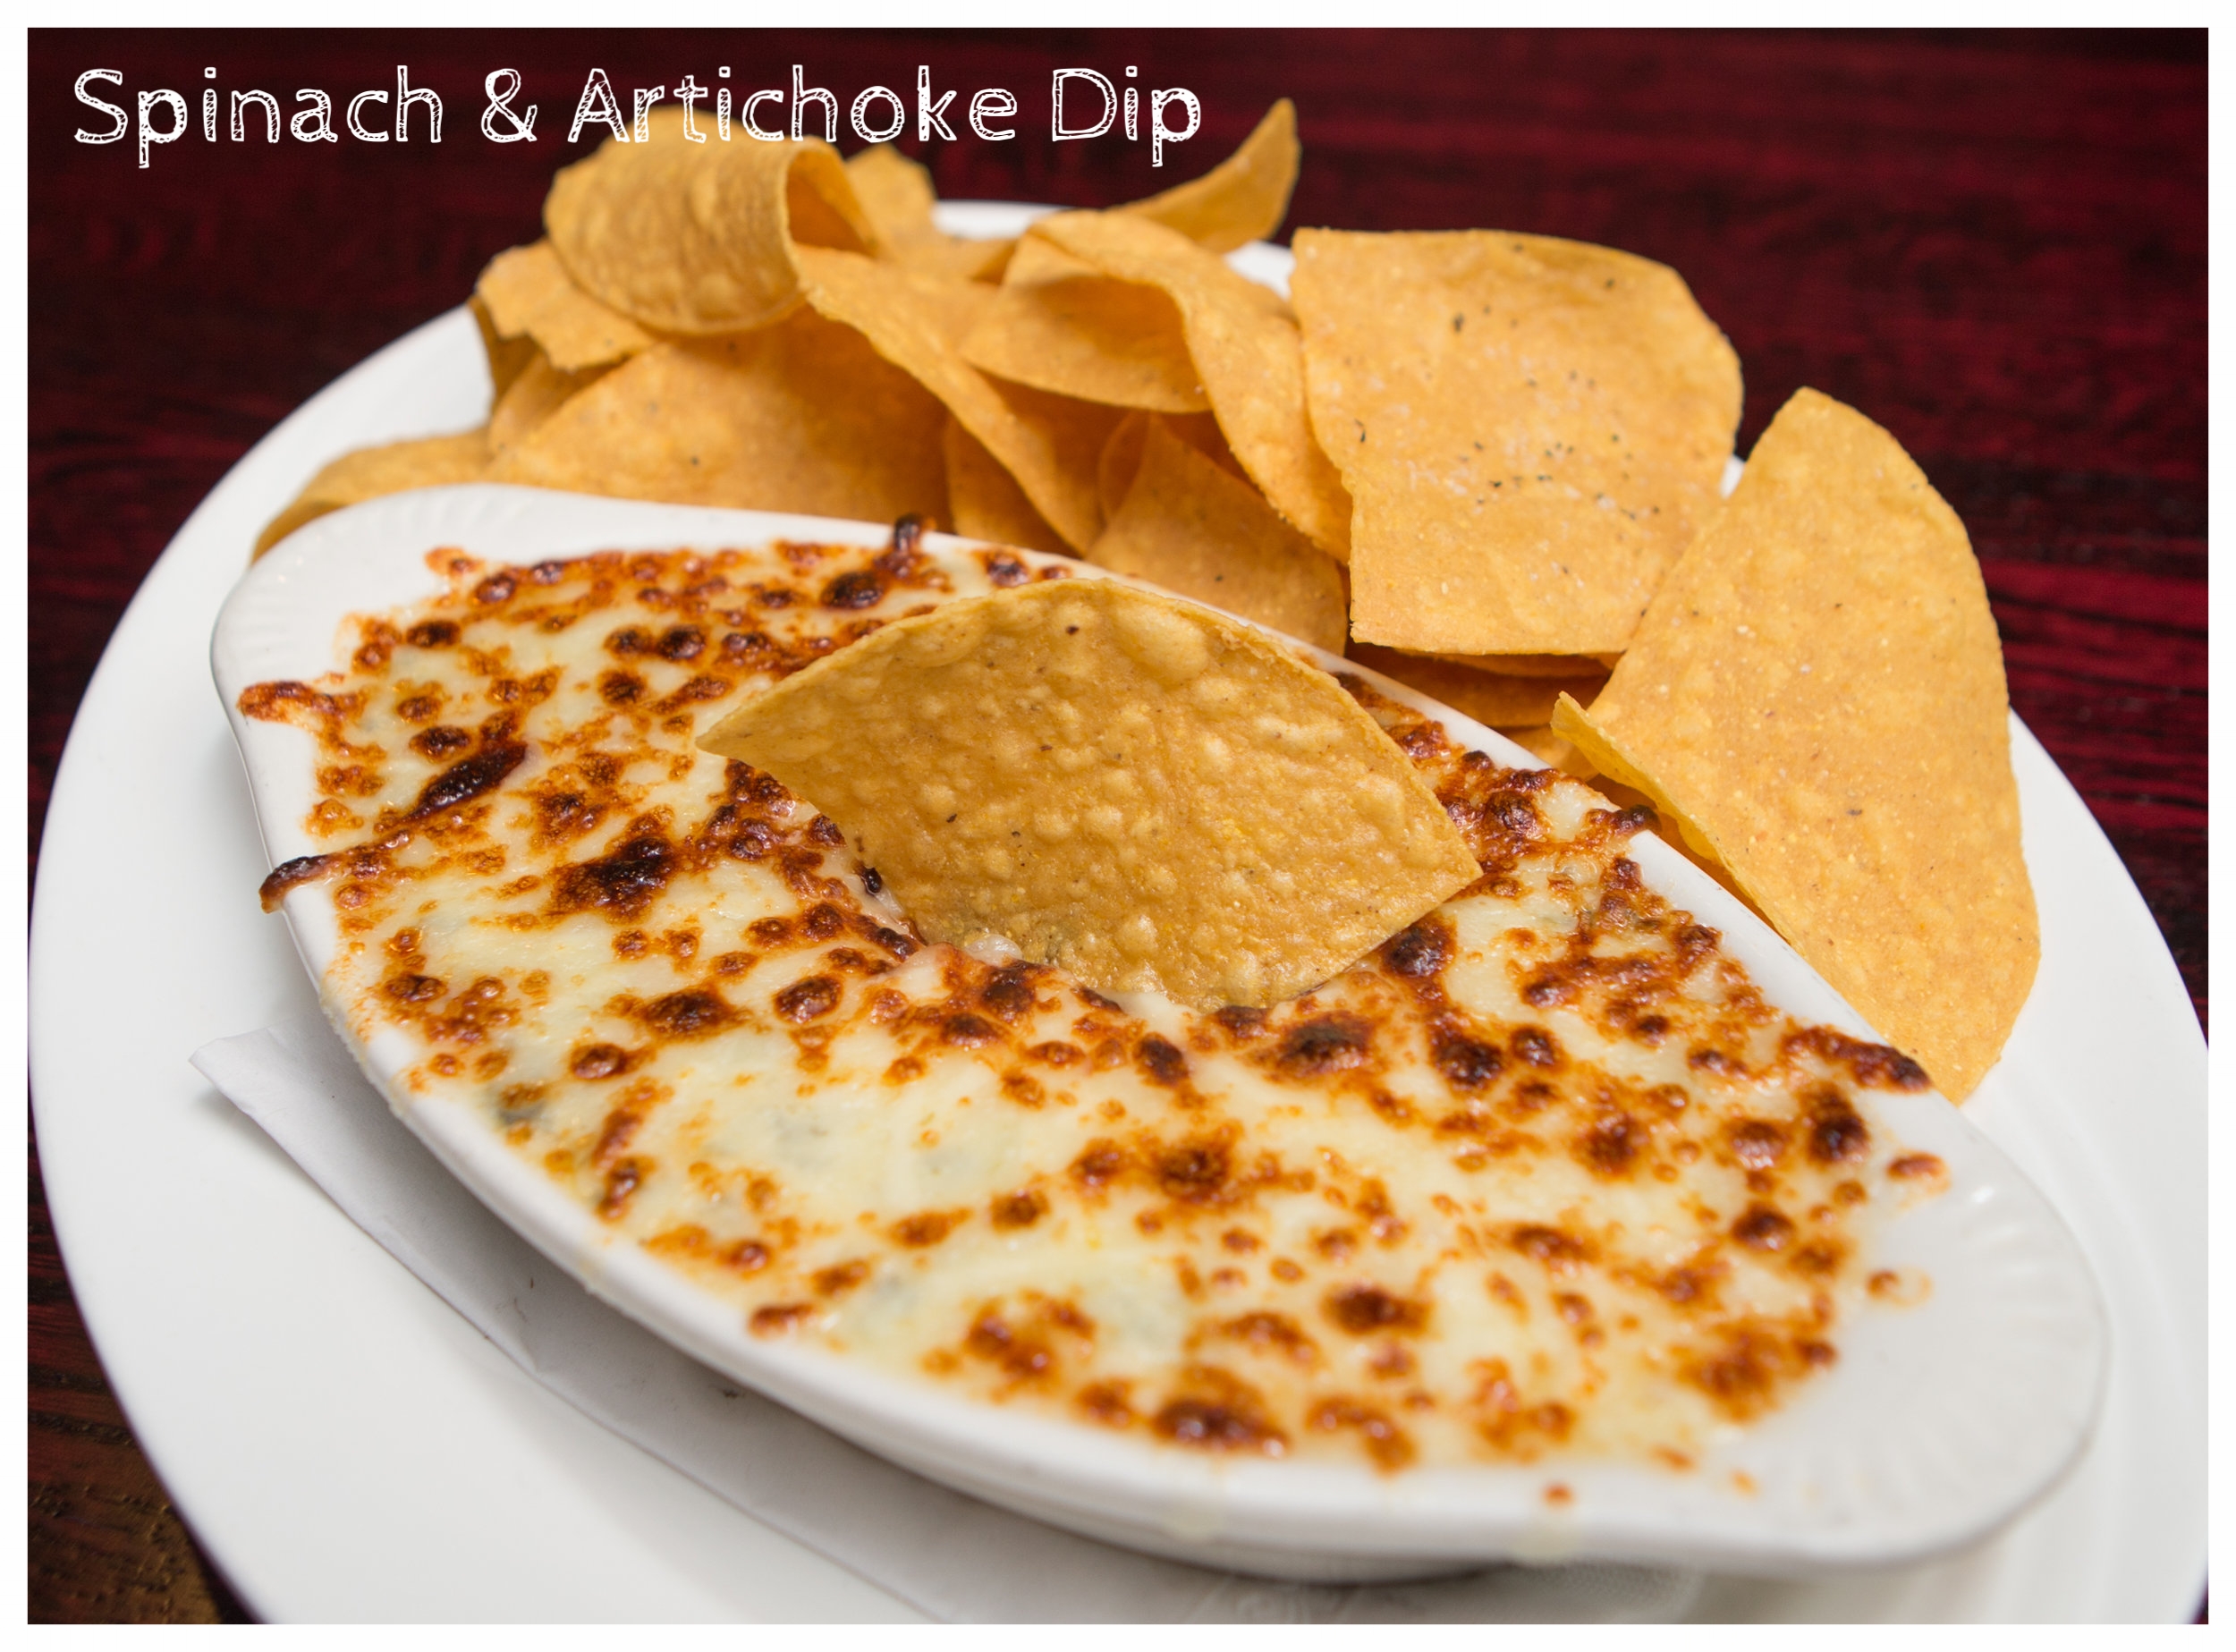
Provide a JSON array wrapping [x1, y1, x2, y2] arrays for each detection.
[[191, 1013, 1703, 1623]]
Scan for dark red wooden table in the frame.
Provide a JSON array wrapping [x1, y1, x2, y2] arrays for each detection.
[[29, 28, 2205, 1622]]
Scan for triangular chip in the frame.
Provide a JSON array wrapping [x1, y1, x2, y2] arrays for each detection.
[[1033, 211, 1352, 560], [792, 246, 1119, 550], [961, 236, 1208, 413], [545, 111, 876, 335], [1551, 388, 2037, 1098], [1118, 98, 1300, 253], [485, 308, 945, 523], [1088, 419, 1346, 653], [697, 579, 1477, 1009], [1293, 228, 1740, 654], [475, 241, 657, 374], [253, 429, 489, 558]]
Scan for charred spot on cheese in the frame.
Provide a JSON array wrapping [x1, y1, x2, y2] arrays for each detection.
[[256, 542, 1942, 1476]]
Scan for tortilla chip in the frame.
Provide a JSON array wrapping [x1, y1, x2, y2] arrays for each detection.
[[1293, 228, 1741, 655], [253, 429, 490, 558], [962, 236, 1209, 413], [470, 294, 540, 403], [1346, 644, 1607, 729], [845, 144, 1014, 283], [1033, 211, 1352, 560], [944, 417, 1067, 555], [487, 349, 615, 456], [1088, 419, 1347, 653], [698, 578, 1477, 1009], [1119, 98, 1300, 253], [792, 245, 1118, 551], [476, 241, 657, 375], [545, 111, 876, 335], [1551, 388, 2036, 1099], [1097, 410, 1244, 519], [845, 143, 940, 244], [485, 307, 946, 523]]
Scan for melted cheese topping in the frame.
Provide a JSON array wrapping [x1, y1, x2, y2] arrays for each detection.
[[245, 538, 1944, 1474]]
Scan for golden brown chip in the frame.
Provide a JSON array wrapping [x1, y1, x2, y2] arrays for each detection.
[[475, 241, 658, 374], [944, 417, 1067, 555], [545, 110, 875, 335], [845, 143, 940, 245], [1293, 228, 1741, 654], [1034, 211, 1352, 560], [843, 144, 1014, 283], [699, 578, 1477, 1009], [253, 429, 490, 558], [1087, 419, 1347, 653], [961, 236, 1208, 413], [1097, 410, 1243, 519], [485, 307, 945, 523], [487, 350, 615, 456], [792, 245, 1118, 551], [1119, 98, 1300, 253], [470, 294, 540, 403], [1344, 644, 1607, 729], [1551, 388, 2036, 1099]]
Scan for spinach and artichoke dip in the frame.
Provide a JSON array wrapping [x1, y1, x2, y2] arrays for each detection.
[[243, 531, 1944, 1476]]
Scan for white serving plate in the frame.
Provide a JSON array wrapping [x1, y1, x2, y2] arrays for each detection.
[[212, 480, 2105, 1583], [27, 202, 2205, 1619]]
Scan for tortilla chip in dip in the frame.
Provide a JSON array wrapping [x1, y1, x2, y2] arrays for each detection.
[[1118, 97, 1300, 252], [1031, 211, 1353, 560], [698, 578, 1477, 1009], [545, 112, 876, 335], [254, 428, 490, 558], [1088, 419, 1347, 653], [486, 309, 946, 524], [1293, 228, 1740, 656], [1552, 387, 2036, 1098]]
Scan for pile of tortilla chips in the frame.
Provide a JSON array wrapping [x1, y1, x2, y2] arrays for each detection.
[[258, 96, 2037, 1096]]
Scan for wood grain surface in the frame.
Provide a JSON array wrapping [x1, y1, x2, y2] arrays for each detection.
[[28, 28, 2206, 1623]]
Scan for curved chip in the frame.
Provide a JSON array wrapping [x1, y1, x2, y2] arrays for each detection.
[[697, 578, 1477, 1009], [475, 241, 657, 374], [962, 236, 1208, 413], [1118, 97, 1300, 253], [793, 245, 1118, 551], [485, 308, 946, 523], [545, 110, 877, 335], [1552, 388, 2037, 1099], [1032, 211, 1353, 560]]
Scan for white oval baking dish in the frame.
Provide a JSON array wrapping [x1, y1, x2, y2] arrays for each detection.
[[213, 483, 2105, 1582]]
